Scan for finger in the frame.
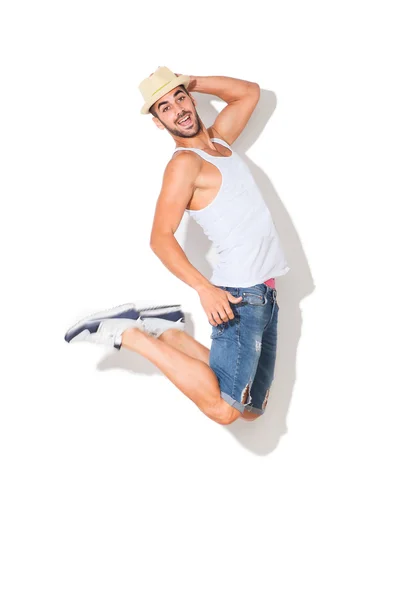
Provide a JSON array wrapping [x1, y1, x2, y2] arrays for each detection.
[[217, 306, 232, 323], [229, 295, 242, 305], [224, 304, 236, 320], [210, 309, 225, 325], [209, 314, 221, 326]]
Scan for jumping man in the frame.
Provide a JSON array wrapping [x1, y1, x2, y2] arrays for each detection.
[[64, 66, 290, 426]]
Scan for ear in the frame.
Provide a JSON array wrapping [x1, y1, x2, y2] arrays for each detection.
[[152, 116, 165, 130]]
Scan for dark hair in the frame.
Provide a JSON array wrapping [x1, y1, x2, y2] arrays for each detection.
[[149, 85, 188, 117]]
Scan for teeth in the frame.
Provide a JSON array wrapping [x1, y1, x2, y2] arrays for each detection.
[[179, 115, 190, 124]]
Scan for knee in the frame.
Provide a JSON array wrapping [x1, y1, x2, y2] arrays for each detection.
[[240, 411, 261, 421], [212, 402, 241, 425]]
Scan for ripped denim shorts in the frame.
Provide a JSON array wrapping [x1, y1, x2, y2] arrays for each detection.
[[209, 282, 279, 416]]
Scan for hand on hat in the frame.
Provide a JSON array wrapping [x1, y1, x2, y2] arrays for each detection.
[[175, 72, 195, 92]]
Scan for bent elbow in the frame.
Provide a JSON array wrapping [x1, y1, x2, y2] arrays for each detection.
[[252, 83, 261, 100], [150, 234, 169, 252]]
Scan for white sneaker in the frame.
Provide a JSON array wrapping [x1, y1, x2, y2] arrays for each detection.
[[64, 303, 185, 350]]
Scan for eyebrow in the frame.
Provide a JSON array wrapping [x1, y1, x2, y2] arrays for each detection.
[[157, 89, 186, 110]]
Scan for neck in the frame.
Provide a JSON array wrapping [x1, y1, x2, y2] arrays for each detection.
[[172, 124, 215, 151]]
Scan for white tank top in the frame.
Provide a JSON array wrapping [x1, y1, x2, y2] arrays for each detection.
[[173, 138, 290, 287]]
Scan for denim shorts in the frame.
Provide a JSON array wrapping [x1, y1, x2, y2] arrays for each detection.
[[209, 282, 279, 416]]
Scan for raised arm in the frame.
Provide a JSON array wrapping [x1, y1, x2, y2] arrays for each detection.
[[184, 74, 260, 145]]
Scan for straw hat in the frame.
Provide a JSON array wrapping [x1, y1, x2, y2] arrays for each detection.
[[138, 66, 191, 115]]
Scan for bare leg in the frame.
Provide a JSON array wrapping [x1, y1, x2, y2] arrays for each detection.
[[158, 329, 210, 364], [121, 328, 241, 425], [158, 329, 260, 422]]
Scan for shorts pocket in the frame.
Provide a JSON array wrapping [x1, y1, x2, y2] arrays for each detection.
[[242, 291, 266, 306]]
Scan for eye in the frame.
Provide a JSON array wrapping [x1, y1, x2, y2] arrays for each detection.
[[163, 106, 170, 112], [179, 96, 185, 101]]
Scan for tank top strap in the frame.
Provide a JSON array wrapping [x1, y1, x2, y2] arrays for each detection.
[[210, 137, 232, 150], [172, 147, 204, 156]]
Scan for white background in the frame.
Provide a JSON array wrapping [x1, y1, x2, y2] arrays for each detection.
[[1, 1, 399, 598]]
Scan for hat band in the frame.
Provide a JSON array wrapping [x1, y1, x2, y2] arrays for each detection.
[[151, 80, 172, 96]]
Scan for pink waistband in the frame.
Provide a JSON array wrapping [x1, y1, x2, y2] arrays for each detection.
[[263, 278, 275, 289]]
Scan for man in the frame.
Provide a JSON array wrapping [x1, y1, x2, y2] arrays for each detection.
[[64, 66, 290, 426]]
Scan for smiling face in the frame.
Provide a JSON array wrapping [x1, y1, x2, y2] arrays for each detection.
[[150, 85, 202, 138]]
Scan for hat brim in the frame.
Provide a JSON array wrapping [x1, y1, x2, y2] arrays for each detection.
[[140, 74, 192, 115]]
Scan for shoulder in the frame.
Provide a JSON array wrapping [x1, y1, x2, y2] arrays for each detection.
[[167, 149, 201, 171], [163, 150, 201, 184]]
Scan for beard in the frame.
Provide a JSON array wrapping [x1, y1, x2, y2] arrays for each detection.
[[159, 108, 202, 138]]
